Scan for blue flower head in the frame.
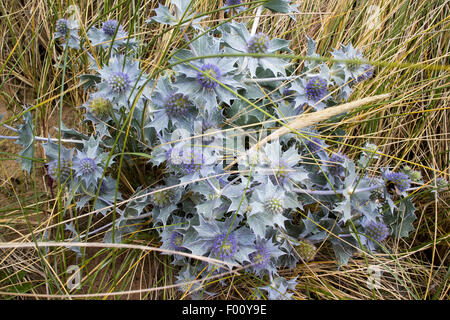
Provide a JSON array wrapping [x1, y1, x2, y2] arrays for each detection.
[[196, 63, 222, 89], [221, 21, 291, 77], [305, 76, 327, 102], [183, 215, 255, 265], [212, 232, 238, 259], [290, 65, 331, 111], [172, 34, 241, 115], [249, 238, 284, 276], [72, 137, 106, 187], [102, 20, 120, 36], [48, 158, 72, 184], [365, 221, 390, 243], [97, 55, 147, 109], [146, 76, 195, 133], [87, 19, 137, 50], [305, 136, 325, 153], [247, 33, 270, 54], [383, 170, 411, 193], [54, 17, 80, 49]]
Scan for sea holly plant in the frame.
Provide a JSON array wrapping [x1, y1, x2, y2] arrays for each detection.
[[1, 2, 426, 300]]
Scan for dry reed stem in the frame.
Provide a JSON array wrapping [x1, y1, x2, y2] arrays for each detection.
[[224, 93, 391, 170]]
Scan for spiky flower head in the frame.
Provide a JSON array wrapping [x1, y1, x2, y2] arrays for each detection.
[[170, 231, 184, 251], [48, 158, 72, 183], [102, 19, 120, 37], [180, 148, 205, 174], [384, 170, 411, 193], [365, 221, 390, 243], [54, 17, 80, 49], [305, 76, 327, 102], [97, 55, 145, 108], [295, 240, 316, 261], [56, 19, 70, 36], [329, 152, 347, 176], [306, 137, 324, 153], [150, 187, 175, 208], [79, 157, 97, 175], [249, 242, 270, 270], [264, 196, 284, 215], [89, 97, 112, 117], [247, 33, 270, 54], [211, 232, 238, 259], [164, 92, 190, 117], [196, 63, 222, 89], [72, 137, 106, 187], [108, 71, 130, 94]]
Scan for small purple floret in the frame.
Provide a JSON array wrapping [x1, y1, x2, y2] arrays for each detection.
[[170, 232, 184, 251], [305, 76, 327, 102], [365, 221, 390, 243], [197, 63, 221, 89], [250, 243, 270, 269], [385, 171, 411, 192], [102, 20, 119, 36], [212, 232, 237, 259], [78, 157, 97, 175], [108, 71, 130, 94]]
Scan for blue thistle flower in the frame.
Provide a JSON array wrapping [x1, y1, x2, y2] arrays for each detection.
[[384, 170, 411, 193], [290, 65, 331, 111], [248, 180, 296, 238], [305, 76, 327, 102], [221, 21, 291, 77], [97, 55, 147, 109], [55, 19, 70, 36], [247, 33, 270, 54], [249, 242, 270, 270], [365, 221, 390, 243], [248, 238, 284, 276], [184, 215, 255, 265], [78, 157, 97, 175], [196, 63, 222, 89], [71, 137, 106, 188], [328, 152, 348, 176], [172, 34, 241, 114], [164, 93, 190, 117], [54, 17, 80, 49], [48, 158, 72, 183], [170, 231, 185, 251], [306, 137, 324, 153], [146, 76, 195, 132], [102, 19, 120, 36], [212, 232, 238, 259], [87, 19, 136, 50], [107, 71, 130, 94]]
